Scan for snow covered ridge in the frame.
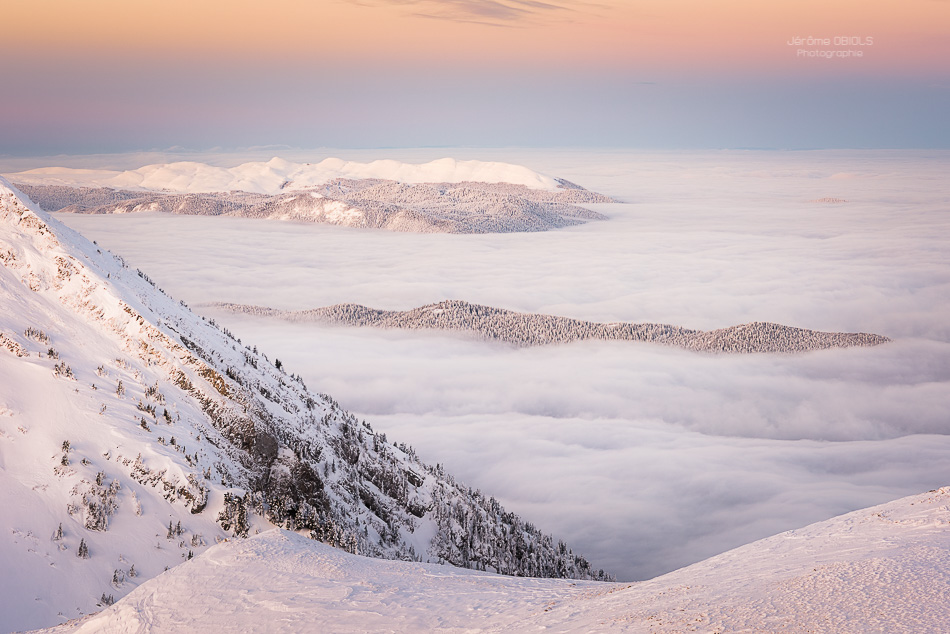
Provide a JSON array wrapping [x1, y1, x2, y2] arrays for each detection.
[[0, 179, 607, 632], [211, 299, 890, 354], [9, 157, 616, 234], [15, 176, 613, 234], [8, 157, 574, 194], [40, 487, 950, 633]]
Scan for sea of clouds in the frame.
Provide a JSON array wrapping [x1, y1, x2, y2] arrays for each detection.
[[44, 149, 950, 580]]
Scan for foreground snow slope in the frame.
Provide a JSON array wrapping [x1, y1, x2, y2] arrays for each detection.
[[44, 487, 950, 633], [8, 157, 564, 194], [0, 178, 603, 632]]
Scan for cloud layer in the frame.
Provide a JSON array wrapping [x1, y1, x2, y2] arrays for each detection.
[[360, 0, 576, 25], [54, 149, 950, 580]]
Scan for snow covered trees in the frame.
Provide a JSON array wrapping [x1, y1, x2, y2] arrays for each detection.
[[217, 493, 249, 538], [224, 300, 888, 354], [71, 477, 121, 531]]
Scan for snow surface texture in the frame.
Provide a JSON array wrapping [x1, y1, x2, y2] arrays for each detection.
[[15, 177, 611, 234], [42, 487, 950, 633], [211, 299, 890, 354], [0, 179, 606, 632], [8, 157, 569, 194]]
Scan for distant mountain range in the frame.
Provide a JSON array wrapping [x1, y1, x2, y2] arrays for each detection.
[[211, 299, 890, 354], [9, 157, 616, 234], [8, 157, 575, 194]]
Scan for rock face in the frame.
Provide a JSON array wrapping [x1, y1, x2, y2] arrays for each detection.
[[0, 180, 607, 631], [14, 178, 614, 234], [212, 299, 890, 354]]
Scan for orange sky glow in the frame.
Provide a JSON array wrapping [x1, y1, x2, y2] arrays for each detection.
[[5, 0, 948, 76], [2, 0, 947, 152]]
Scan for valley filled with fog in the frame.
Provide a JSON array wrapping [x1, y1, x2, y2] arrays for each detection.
[[50, 149, 950, 581]]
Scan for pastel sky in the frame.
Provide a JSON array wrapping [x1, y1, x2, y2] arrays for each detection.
[[2, 0, 948, 153]]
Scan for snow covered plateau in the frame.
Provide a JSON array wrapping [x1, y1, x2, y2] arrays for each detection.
[[8, 157, 568, 194]]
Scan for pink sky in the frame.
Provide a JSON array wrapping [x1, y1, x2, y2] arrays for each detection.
[[2, 0, 948, 152], [7, 0, 946, 73]]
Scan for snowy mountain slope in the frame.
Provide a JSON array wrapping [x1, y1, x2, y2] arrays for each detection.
[[15, 175, 613, 234], [211, 299, 890, 353], [523, 486, 950, 632], [41, 487, 950, 633], [7, 157, 569, 194], [0, 179, 607, 632]]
